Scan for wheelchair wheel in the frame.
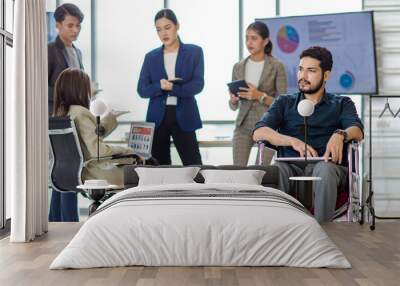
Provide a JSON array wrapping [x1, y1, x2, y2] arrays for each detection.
[[369, 206, 376, 231], [359, 205, 364, 225]]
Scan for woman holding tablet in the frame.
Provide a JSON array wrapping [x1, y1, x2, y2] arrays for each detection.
[[229, 21, 287, 166], [137, 9, 204, 165]]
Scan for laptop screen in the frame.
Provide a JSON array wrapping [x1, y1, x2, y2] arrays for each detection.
[[127, 122, 155, 159]]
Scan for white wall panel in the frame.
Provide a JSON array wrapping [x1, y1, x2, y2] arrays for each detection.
[[364, 0, 400, 216]]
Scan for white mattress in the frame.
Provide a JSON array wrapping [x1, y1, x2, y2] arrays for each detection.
[[50, 183, 351, 269]]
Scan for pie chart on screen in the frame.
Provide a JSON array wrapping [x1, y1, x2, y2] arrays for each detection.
[[277, 25, 299, 53]]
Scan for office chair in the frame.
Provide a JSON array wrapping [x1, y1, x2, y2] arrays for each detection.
[[49, 117, 159, 214], [48, 117, 84, 194]]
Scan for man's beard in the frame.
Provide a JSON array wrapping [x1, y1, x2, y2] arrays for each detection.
[[298, 76, 325, 94]]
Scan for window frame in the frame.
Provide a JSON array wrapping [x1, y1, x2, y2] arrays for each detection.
[[0, 0, 13, 234]]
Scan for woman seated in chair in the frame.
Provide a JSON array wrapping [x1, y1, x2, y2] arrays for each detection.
[[49, 68, 135, 222]]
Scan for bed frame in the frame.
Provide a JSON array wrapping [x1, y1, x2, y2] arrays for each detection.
[[123, 165, 280, 189]]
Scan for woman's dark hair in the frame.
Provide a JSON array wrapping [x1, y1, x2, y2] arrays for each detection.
[[54, 3, 84, 23], [154, 8, 178, 25], [53, 68, 91, 117], [246, 21, 273, 56], [300, 46, 333, 73]]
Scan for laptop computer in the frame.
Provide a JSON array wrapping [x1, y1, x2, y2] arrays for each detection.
[[127, 122, 155, 159], [275, 157, 331, 162]]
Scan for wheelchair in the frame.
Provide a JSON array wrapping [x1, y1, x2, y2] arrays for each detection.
[[257, 140, 364, 223]]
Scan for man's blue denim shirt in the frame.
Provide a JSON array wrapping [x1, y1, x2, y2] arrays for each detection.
[[254, 92, 364, 158]]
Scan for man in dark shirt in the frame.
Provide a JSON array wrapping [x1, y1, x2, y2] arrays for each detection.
[[253, 46, 364, 222], [48, 3, 84, 116]]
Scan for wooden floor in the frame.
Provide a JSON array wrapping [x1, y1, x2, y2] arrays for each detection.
[[0, 221, 399, 286]]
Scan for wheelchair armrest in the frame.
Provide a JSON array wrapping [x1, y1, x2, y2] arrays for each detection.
[[256, 140, 279, 165], [347, 140, 361, 152], [347, 140, 361, 175], [256, 140, 279, 152]]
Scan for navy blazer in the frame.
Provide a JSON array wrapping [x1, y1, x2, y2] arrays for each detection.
[[137, 42, 204, 132]]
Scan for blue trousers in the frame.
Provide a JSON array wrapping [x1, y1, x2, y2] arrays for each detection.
[[48, 189, 79, 222]]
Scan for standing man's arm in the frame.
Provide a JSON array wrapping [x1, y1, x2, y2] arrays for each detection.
[[75, 47, 84, 70], [48, 44, 57, 115], [48, 45, 53, 80], [48, 44, 56, 86]]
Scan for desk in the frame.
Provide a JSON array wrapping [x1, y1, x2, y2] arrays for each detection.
[[104, 121, 235, 148], [104, 139, 233, 148]]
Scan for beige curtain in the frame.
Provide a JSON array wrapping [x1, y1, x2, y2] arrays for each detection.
[[8, 0, 48, 242]]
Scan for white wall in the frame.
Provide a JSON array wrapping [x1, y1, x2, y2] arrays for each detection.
[[280, 0, 362, 15], [243, 0, 276, 59], [95, 0, 163, 122], [169, 0, 238, 121]]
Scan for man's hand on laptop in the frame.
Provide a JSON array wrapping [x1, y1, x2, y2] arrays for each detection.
[[290, 137, 318, 158], [323, 133, 344, 164]]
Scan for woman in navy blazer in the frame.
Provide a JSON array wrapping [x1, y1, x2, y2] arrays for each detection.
[[137, 9, 203, 165]]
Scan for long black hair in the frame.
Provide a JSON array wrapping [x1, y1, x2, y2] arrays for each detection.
[[154, 8, 178, 25], [246, 21, 273, 56]]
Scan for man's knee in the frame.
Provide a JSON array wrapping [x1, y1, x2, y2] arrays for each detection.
[[273, 162, 292, 179], [312, 161, 339, 178], [273, 161, 290, 169], [312, 162, 341, 204]]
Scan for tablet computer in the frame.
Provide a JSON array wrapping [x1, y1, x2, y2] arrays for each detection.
[[227, 80, 249, 97], [168, 78, 183, 84]]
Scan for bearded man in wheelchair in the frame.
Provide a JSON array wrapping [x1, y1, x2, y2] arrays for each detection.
[[253, 46, 364, 222]]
